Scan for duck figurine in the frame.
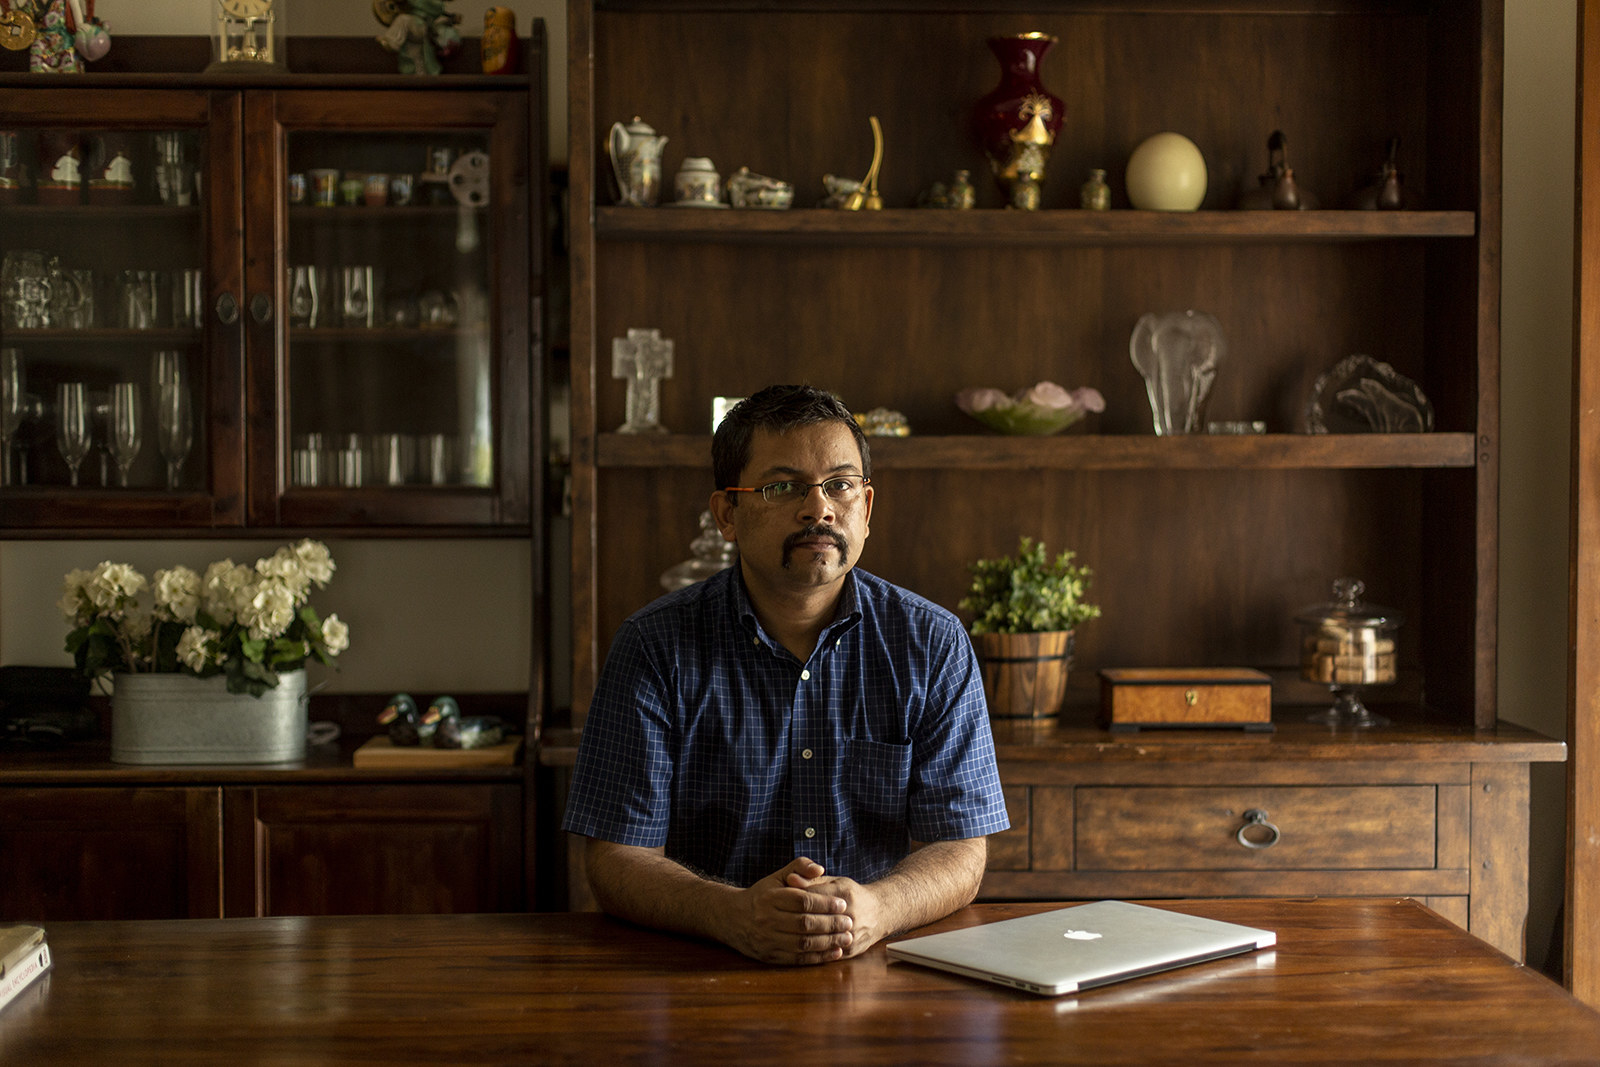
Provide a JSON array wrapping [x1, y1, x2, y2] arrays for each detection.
[[421, 695, 461, 746], [425, 696, 507, 749], [377, 692, 424, 746]]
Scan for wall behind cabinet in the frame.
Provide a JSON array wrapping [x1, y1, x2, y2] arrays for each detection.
[[0, 541, 532, 694]]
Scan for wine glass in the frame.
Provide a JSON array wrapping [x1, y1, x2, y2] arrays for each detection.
[[1, 348, 23, 487], [108, 381, 143, 488], [55, 382, 91, 488]]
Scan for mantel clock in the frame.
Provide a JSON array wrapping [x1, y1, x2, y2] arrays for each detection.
[[206, 0, 285, 72]]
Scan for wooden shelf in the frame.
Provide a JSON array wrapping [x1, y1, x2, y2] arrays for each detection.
[[597, 432, 1478, 471], [288, 204, 486, 221], [290, 326, 488, 342], [0, 204, 201, 222], [2, 327, 201, 344], [596, 207, 1478, 246]]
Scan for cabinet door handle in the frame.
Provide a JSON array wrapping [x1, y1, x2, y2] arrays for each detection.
[[216, 292, 239, 326], [1236, 808, 1281, 850], [249, 293, 272, 324]]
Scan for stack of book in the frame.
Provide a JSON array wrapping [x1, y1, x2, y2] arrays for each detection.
[[0, 924, 51, 1014]]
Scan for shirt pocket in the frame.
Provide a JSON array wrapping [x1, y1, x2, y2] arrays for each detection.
[[843, 738, 912, 822]]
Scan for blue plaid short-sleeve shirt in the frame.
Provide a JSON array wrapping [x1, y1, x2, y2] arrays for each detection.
[[562, 565, 1010, 887]]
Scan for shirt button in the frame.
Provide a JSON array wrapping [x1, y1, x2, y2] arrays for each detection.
[[800, 669, 811, 680], [804, 827, 816, 839], [802, 748, 813, 759]]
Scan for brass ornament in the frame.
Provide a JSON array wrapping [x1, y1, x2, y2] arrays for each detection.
[[840, 116, 883, 212], [0, 9, 38, 51]]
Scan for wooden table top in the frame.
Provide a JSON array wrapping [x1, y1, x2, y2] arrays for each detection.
[[5, 899, 1598, 1064]]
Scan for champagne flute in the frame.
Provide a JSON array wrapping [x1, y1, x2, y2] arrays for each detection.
[[1, 348, 23, 487], [156, 379, 193, 491], [151, 349, 193, 490], [55, 382, 91, 488], [108, 381, 143, 488], [151, 348, 183, 397]]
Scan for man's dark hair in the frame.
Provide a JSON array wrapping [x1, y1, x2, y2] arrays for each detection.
[[712, 385, 871, 492]]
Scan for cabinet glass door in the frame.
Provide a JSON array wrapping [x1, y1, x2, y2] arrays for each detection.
[[250, 92, 532, 528], [0, 90, 241, 529], [283, 131, 494, 491]]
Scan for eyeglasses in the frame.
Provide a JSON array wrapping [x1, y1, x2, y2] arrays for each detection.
[[722, 476, 870, 505]]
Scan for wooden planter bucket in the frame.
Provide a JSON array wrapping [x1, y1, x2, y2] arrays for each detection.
[[973, 630, 1075, 719]]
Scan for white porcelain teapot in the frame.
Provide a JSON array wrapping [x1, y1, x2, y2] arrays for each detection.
[[608, 116, 667, 207]]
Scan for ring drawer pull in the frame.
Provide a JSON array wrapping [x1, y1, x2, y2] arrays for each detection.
[[1236, 808, 1281, 850]]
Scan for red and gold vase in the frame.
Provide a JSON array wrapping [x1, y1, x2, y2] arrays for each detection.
[[972, 32, 1064, 210]]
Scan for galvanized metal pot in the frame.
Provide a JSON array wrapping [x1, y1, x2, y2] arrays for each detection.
[[111, 669, 308, 764]]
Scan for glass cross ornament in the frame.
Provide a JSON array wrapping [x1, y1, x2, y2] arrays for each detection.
[[612, 327, 673, 434]]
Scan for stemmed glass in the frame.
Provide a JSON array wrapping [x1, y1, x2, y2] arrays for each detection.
[[1, 348, 23, 487], [152, 351, 193, 490], [108, 382, 143, 488], [55, 382, 91, 488]]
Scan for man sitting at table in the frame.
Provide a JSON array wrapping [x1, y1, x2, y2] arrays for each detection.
[[563, 384, 1010, 966]]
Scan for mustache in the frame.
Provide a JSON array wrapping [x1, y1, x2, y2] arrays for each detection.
[[782, 524, 848, 565]]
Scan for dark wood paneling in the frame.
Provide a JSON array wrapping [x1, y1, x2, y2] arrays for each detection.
[[0, 786, 221, 921], [591, 11, 1439, 214], [223, 783, 524, 917], [985, 784, 1031, 869]]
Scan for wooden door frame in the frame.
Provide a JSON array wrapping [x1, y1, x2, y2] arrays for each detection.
[[1568, 0, 1600, 1009]]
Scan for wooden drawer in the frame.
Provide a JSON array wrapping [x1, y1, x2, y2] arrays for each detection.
[[986, 785, 1032, 870], [1074, 786, 1439, 871]]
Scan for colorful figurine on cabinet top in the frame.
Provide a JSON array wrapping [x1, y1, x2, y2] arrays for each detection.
[[480, 5, 517, 75], [7, 0, 109, 73], [373, 0, 462, 76]]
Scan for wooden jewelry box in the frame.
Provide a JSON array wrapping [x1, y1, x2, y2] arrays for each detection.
[[1098, 667, 1274, 733]]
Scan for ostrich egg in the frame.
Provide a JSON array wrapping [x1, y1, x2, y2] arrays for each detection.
[[1125, 132, 1207, 211]]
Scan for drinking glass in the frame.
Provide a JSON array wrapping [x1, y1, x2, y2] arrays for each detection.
[[55, 382, 91, 487], [118, 269, 162, 329], [1, 348, 23, 487], [340, 266, 374, 327], [288, 265, 320, 328], [109, 382, 143, 487]]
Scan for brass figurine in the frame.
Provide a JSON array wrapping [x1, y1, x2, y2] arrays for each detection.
[[840, 116, 884, 211]]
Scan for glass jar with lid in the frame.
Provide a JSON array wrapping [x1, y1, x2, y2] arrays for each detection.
[[1294, 577, 1401, 727]]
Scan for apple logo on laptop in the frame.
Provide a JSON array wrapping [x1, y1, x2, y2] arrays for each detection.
[[1063, 929, 1102, 941]]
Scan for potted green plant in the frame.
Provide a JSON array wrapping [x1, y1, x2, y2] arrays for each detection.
[[960, 536, 1099, 719]]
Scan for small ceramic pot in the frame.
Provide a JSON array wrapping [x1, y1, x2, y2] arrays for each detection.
[[674, 157, 721, 205]]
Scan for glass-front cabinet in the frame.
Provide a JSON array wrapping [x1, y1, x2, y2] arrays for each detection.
[[0, 90, 231, 527], [0, 83, 536, 532]]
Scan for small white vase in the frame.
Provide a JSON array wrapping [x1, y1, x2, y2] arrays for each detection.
[[111, 670, 309, 765]]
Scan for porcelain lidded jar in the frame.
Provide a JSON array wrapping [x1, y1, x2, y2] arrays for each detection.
[[673, 157, 723, 206], [972, 32, 1064, 210]]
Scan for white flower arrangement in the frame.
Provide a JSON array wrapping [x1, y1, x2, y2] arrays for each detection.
[[62, 539, 348, 697]]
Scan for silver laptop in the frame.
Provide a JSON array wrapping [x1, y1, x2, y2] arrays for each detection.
[[886, 900, 1275, 996]]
